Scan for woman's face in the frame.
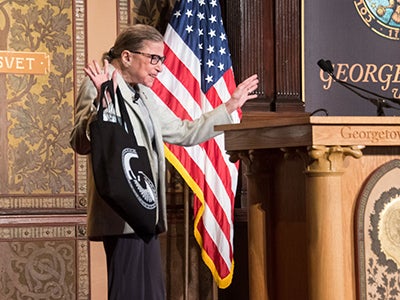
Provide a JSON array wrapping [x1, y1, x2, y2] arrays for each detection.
[[120, 40, 165, 87]]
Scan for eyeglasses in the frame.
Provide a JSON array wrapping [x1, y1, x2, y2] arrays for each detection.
[[129, 51, 166, 65]]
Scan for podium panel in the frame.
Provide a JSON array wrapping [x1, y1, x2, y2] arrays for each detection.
[[217, 114, 400, 300]]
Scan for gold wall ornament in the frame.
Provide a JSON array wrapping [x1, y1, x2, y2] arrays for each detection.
[[2, 0, 75, 195], [354, 0, 400, 41], [379, 197, 400, 268], [355, 159, 400, 299]]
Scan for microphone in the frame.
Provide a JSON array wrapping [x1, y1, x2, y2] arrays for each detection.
[[317, 59, 334, 75], [317, 59, 400, 116]]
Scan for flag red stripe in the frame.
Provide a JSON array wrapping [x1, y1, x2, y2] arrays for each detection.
[[202, 139, 235, 201], [152, 1, 239, 286], [196, 217, 232, 277], [154, 75, 236, 204], [223, 68, 236, 95], [168, 138, 235, 230], [152, 78, 192, 120], [205, 83, 223, 106], [163, 44, 202, 106], [166, 143, 233, 242]]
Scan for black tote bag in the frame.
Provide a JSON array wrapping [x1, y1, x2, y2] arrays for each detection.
[[89, 80, 158, 241]]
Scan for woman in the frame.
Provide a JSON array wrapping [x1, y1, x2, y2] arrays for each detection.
[[70, 24, 258, 300]]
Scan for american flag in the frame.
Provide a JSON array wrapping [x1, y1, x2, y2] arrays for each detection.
[[151, 0, 239, 288]]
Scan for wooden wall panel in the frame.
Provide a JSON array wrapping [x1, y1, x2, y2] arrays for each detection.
[[223, 0, 303, 112], [275, 0, 302, 110], [223, 0, 272, 111]]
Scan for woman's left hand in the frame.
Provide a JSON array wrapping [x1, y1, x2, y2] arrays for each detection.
[[225, 74, 259, 113]]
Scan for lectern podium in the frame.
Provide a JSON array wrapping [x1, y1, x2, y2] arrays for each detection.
[[216, 113, 400, 300]]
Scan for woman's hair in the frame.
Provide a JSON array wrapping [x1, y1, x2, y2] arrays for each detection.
[[104, 24, 164, 62]]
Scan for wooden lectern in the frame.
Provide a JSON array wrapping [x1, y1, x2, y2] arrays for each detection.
[[216, 113, 400, 300]]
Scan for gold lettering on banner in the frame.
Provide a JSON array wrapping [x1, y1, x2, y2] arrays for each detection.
[[319, 63, 400, 99], [341, 126, 400, 143], [0, 50, 50, 75]]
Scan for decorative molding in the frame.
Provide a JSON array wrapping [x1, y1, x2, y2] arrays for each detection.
[[305, 145, 364, 173], [0, 217, 88, 299], [275, 0, 301, 100], [118, 0, 130, 32], [75, 0, 88, 209], [77, 240, 90, 299], [0, 196, 75, 210]]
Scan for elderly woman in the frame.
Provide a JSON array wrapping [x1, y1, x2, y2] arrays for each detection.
[[70, 24, 258, 300]]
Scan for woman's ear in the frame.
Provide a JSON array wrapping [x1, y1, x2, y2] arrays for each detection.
[[121, 50, 131, 67]]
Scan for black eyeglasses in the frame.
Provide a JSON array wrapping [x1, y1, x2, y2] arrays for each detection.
[[129, 51, 166, 65]]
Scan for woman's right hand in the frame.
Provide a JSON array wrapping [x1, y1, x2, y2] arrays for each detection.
[[84, 59, 117, 107]]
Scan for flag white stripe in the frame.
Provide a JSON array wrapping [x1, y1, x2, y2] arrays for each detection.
[[164, 25, 201, 84], [184, 145, 233, 224], [155, 1, 238, 285], [157, 67, 203, 119], [151, 85, 234, 219], [203, 202, 233, 268], [158, 62, 239, 197], [150, 87, 237, 219]]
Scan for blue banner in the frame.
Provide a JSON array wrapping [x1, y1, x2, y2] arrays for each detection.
[[303, 0, 400, 116]]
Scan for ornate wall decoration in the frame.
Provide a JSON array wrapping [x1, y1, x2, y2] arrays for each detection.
[[0, 216, 88, 299], [0, 1, 89, 299], [129, 0, 175, 34], [356, 159, 400, 299], [0, 0, 86, 210]]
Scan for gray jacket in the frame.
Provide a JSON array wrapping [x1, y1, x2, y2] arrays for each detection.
[[70, 67, 233, 240]]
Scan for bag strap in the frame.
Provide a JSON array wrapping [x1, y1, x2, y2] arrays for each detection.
[[98, 79, 136, 138], [96, 80, 110, 120], [115, 85, 135, 136]]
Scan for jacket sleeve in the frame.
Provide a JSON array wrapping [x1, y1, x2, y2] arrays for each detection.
[[142, 88, 235, 146], [69, 77, 98, 155]]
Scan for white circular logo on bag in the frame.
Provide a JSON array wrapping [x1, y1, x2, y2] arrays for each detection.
[[121, 148, 158, 210]]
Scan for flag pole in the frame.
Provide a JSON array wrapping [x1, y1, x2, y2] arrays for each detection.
[[184, 182, 190, 300]]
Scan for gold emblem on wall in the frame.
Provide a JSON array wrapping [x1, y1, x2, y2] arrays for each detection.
[[355, 160, 400, 299], [379, 198, 400, 267], [354, 0, 400, 40]]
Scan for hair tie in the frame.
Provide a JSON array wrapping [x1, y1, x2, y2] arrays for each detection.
[[108, 47, 115, 59]]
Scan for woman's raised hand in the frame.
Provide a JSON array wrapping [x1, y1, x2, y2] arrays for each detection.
[[84, 59, 118, 107], [225, 74, 259, 114]]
